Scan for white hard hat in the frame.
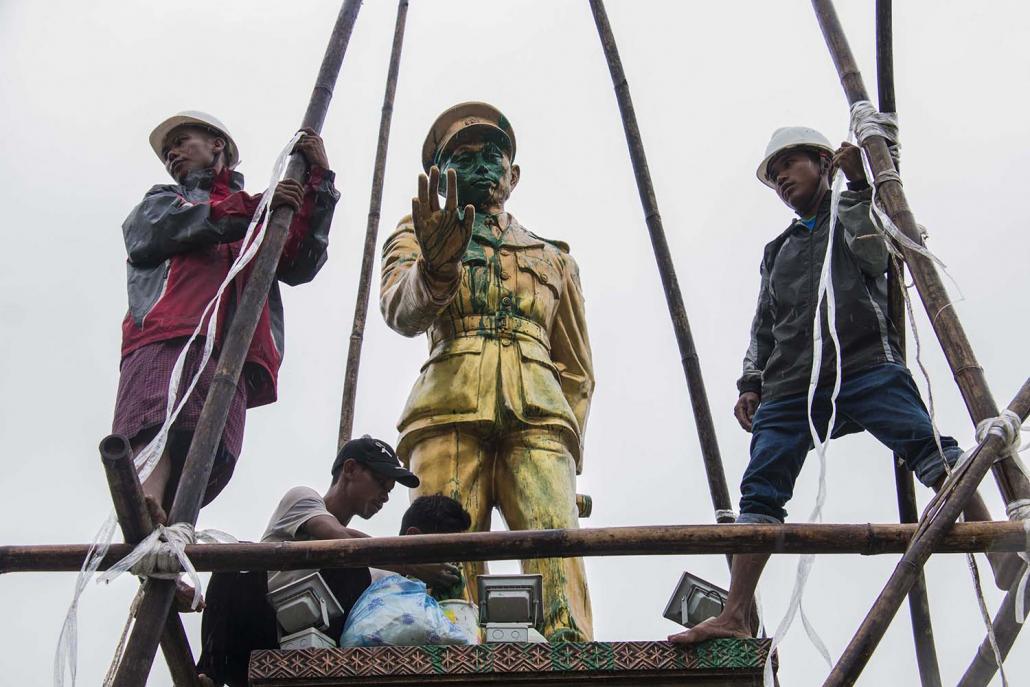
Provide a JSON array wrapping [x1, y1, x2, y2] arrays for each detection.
[[756, 126, 834, 188], [149, 110, 240, 169]]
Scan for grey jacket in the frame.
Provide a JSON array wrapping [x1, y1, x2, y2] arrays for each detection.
[[737, 187, 902, 401]]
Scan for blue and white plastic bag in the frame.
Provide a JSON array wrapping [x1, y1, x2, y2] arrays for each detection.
[[340, 575, 478, 647]]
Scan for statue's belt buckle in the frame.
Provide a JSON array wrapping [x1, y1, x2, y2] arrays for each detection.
[[494, 313, 513, 338]]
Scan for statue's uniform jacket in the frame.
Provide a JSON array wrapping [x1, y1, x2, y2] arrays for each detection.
[[380, 213, 595, 469]]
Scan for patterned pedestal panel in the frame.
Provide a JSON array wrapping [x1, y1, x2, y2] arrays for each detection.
[[249, 640, 771, 686]]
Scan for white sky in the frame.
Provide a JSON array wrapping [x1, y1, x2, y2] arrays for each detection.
[[1, 1, 1027, 684]]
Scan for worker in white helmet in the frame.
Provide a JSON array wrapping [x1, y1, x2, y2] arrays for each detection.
[[113, 111, 339, 541], [669, 127, 1016, 646]]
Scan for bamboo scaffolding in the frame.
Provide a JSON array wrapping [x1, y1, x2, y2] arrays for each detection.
[[106, 2, 363, 684], [337, 0, 409, 447], [822, 377, 1030, 686], [586, 0, 733, 525], [810, 0, 1030, 508], [958, 572, 1029, 686], [5, 521, 1029, 575], [100, 435, 200, 687], [875, 2, 942, 685], [810, 0, 1030, 681]]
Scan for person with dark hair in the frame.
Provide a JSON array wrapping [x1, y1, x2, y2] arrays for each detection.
[[400, 494, 474, 535], [196, 437, 462, 686], [262, 436, 459, 592], [669, 127, 1014, 647]]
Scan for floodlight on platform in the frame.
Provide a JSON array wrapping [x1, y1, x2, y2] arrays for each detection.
[[267, 572, 344, 640], [477, 573, 542, 642], [662, 571, 728, 628]]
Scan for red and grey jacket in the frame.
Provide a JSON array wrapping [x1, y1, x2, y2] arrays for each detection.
[[121, 165, 338, 407]]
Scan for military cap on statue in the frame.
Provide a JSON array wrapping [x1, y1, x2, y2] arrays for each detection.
[[421, 101, 517, 173]]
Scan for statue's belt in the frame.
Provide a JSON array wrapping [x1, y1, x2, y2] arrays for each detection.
[[428, 313, 550, 351]]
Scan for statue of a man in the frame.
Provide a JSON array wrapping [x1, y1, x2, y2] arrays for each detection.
[[380, 102, 594, 641]]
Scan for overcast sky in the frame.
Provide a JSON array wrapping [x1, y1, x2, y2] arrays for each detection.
[[1, 1, 1028, 684]]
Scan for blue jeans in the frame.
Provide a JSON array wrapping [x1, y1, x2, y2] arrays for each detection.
[[738, 363, 962, 523]]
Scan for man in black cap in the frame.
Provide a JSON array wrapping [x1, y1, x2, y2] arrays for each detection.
[[196, 436, 460, 686], [262, 434, 460, 593]]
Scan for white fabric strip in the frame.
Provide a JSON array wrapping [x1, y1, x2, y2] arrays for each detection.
[[763, 157, 847, 687]]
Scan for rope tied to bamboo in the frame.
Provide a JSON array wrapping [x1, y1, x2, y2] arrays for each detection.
[[96, 523, 237, 609], [849, 100, 899, 166], [850, 100, 942, 259], [1006, 500, 1030, 624], [992, 405, 1030, 625], [95, 524, 235, 686], [714, 509, 738, 522]]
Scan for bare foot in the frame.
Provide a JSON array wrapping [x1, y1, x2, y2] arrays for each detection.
[[668, 614, 751, 647], [987, 551, 1025, 591], [174, 577, 205, 613], [144, 495, 168, 527]]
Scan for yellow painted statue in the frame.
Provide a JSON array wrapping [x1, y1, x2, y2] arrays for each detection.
[[380, 102, 595, 641]]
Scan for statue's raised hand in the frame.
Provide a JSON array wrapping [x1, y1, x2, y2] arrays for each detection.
[[412, 166, 475, 277]]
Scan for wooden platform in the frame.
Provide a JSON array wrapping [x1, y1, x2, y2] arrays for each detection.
[[249, 639, 771, 686]]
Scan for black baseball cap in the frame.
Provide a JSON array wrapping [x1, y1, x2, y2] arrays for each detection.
[[331, 435, 419, 488]]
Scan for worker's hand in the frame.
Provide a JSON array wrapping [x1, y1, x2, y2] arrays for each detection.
[[412, 166, 475, 277], [294, 127, 330, 170], [270, 179, 305, 212], [405, 562, 461, 589], [733, 392, 761, 432], [832, 141, 866, 184], [173, 577, 205, 613]]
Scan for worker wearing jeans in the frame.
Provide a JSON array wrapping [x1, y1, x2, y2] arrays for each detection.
[[739, 363, 961, 524], [669, 126, 1013, 647]]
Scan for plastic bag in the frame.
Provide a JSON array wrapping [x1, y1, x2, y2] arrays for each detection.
[[340, 574, 479, 647]]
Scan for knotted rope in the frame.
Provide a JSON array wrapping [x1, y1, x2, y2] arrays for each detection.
[[983, 410, 1030, 627], [97, 523, 237, 608], [763, 134, 849, 687], [714, 509, 738, 522], [96, 524, 236, 686], [1006, 500, 1030, 625], [53, 131, 303, 687]]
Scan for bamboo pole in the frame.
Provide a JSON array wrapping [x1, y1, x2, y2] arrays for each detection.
[[875, 3, 942, 685], [587, 0, 733, 524], [957, 572, 1029, 686], [4, 521, 1029, 575], [823, 377, 1030, 686], [337, 0, 409, 448], [810, 0, 1030, 509], [108, 2, 363, 684], [892, 458, 944, 687], [100, 435, 200, 687]]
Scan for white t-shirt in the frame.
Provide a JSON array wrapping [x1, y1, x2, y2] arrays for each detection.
[[262, 485, 333, 591]]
